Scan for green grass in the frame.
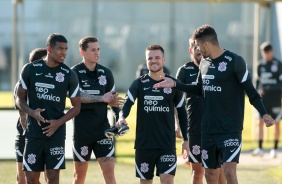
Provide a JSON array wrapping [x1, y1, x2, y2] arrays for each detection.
[[1, 92, 282, 183], [0, 160, 281, 184]]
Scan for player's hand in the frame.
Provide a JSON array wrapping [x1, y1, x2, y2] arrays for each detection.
[[101, 91, 115, 103], [42, 119, 60, 137], [263, 114, 275, 127], [116, 117, 128, 127], [182, 140, 189, 159], [153, 76, 175, 88], [31, 108, 45, 126], [108, 93, 125, 108]]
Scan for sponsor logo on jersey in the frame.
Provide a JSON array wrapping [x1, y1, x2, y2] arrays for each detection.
[[144, 96, 169, 113], [35, 82, 55, 89], [45, 73, 53, 78], [202, 75, 214, 80], [27, 153, 36, 164], [144, 87, 151, 90], [201, 150, 208, 160], [224, 55, 232, 61], [81, 89, 100, 94], [192, 145, 201, 155], [160, 154, 176, 163], [141, 79, 150, 83], [82, 80, 88, 83], [79, 70, 86, 73], [140, 162, 149, 173], [163, 88, 172, 94], [184, 66, 194, 69], [61, 67, 69, 73], [97, 138, 113, 149], [35, 82, 60, 102], [152, 88, 160, 92], [144, 96, 164, 100], [33, 63, 42, 67], [55, 72, 65, 82], [98, 69, 105, 73], [218, 62, 227, 72], [224, 138, 240, 147], [209, 63, 215, 68], [98, 75, 107, 85], [202, 79, 222, 92], [80, 146, 88, 156], [36, 73, 43, 76], [50, 147, 64, 155]]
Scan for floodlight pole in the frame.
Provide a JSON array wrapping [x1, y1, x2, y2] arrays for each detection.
[[11, 0, 18, 90]]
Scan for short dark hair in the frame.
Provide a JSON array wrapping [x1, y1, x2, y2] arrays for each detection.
[[46, 33, 68, 48], [192, 24, 219, 45], [145, 44, 165, 55], [189, 37, 196, 48], [29, 48, 47, 63], [79, 36, 99, 51], [260, 42, 272, 52]]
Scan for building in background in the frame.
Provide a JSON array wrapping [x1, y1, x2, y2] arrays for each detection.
[[0, 0, 281, 91]]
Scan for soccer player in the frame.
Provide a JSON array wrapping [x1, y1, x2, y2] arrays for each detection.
[[117, 44, 189, 184], [71, 36, 124, 184], [176, 37, 226, 184], [15, 48, 47, 184], [153, 25, 275, 184], [16, 33, 81, 184], [252, 42, 282, 158]]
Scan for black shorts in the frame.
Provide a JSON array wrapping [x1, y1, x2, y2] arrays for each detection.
[[135, 149, 177, 180], [73, 137, 115, 162], [15, 138, 25, 162], [262, 95, 282, 120], [23, 138, 65, 172], [201, 133, 242, 169], [189, 134, 202, 163]]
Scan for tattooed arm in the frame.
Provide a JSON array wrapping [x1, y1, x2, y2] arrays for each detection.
[[80, 91, 115, 103]]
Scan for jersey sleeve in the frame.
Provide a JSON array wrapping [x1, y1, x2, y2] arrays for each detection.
[[176, 67, 185, 82], [174, 88, 188, 141], [234, 55, 251, 83], [18, 63, 31, 90], [120, 79, 139, 119], [106, 69, 115, 92], [106, 69, 120, 121], [68, 69, 80, 98]]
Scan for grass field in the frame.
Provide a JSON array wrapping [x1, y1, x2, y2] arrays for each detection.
[[1, 92, 282, 183]]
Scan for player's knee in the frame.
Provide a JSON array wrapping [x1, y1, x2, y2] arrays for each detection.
[[204, 169, 218, 180], [17, 174, 26, 184], [160, 174, 174, 184]]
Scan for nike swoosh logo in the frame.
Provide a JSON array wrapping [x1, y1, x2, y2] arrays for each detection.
[[230, 148, 236, 152], [82, 80, 88, 83], [57, 155, 63, 160], [190, 73, 197, 77], [169, 163, 174, 167], [144, 87, 150, 90], [36, 73, 43, 76]]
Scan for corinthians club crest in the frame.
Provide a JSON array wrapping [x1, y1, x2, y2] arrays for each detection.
[[98, 75, 107, 85], [56, 72, 65, 82], [218, 62, 227, 72]]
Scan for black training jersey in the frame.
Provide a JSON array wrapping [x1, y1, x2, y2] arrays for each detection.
[[176, 62, 202, 135], [121, 74, 186, 149], [71, 62, 117, 140], [19, 59, 79, 139], [198, 50, 259, 133], [257, 58, 282, 99]]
